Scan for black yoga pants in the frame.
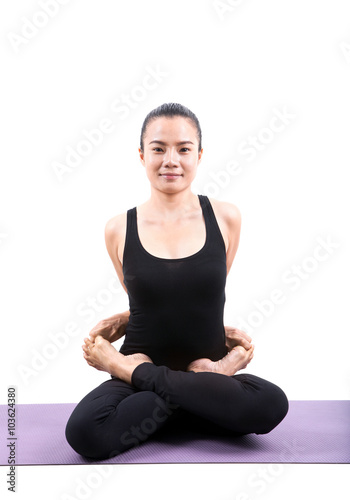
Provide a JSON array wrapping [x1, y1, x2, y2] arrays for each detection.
[[65, 362, 289, 460]]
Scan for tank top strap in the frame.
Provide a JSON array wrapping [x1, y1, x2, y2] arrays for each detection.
[[198, 194, 226, 255], [123, 207, 138, 266], [126, 206, 137, 235]]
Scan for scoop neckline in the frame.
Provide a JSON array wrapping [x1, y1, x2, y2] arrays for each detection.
[[134, 194, 209, 262]]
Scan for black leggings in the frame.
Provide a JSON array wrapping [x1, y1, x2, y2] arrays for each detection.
[[65, 362, 289, 460]]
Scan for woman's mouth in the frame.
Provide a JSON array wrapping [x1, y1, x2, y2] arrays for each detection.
[[160, 173, 182, 179]]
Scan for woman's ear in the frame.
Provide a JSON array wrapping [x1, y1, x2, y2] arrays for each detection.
[[138, 148, 145, 166], [198, 148, 204, 164]]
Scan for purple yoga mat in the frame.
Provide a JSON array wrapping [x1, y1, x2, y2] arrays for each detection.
[[0, 401, 349, 465]]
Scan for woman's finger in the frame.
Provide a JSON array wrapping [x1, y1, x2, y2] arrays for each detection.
[[242, 338, 252, 348], [238, 329, 252, 342]]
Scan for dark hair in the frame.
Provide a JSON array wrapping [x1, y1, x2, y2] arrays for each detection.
[[139, 102, 202, 153]]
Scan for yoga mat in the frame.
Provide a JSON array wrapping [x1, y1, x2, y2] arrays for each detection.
[[0, 401, 349, 465]]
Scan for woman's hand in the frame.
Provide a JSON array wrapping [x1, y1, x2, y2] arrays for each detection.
[[224, 326, 252, 351], [88, 310, 130, 344]]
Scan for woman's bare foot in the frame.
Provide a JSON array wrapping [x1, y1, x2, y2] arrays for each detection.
[[187, 345, 254, 376], [82, 335, 153, 384]]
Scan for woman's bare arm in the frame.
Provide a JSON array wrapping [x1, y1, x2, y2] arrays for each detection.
[[88, 310, 130, 343], [89, 215, 130, 343], [213, 199, 242, 277]]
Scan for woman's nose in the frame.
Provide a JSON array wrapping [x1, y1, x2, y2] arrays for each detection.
[[163, 148, 180, 166]]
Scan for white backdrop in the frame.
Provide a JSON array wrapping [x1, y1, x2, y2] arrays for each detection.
[[1, 1, 349, 499]]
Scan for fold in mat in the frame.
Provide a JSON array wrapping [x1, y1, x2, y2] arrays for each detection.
[[0, 400, 349, 465]]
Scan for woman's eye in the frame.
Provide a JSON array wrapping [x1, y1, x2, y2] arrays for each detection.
[[152, 147, 190, 152]]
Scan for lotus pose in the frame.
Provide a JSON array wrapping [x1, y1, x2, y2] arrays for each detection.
[[65, 102, 289, 459]]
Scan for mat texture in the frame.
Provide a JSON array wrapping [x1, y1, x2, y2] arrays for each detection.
[[0, 401, 349, 464]]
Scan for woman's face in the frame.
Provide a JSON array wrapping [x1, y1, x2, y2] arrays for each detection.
[[139, 116, 203, 193]]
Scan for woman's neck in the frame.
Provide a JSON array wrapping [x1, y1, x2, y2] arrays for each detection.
[[140, 189, 200, 220]]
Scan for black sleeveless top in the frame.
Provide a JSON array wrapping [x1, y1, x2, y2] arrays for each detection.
[[119, 194, 228, 370]]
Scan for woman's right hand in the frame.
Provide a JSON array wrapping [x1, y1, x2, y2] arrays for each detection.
[[88, 310, 130, 344]]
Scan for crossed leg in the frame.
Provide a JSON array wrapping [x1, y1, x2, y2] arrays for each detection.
[[65, 337, 289, 460], [65, 377, 182, 459]]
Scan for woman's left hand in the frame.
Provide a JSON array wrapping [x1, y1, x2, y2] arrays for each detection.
[[224, 326, 252, 351]]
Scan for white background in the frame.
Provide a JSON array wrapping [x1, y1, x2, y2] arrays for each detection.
[[1, 0, 349, 498]]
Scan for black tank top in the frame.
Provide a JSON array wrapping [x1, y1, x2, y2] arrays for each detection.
[[119, 194, 228, 370]]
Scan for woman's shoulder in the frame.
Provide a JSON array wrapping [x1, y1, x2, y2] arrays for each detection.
[[104, 199, 145, 243], [206, 196, 242, 226], [104, 210, 128, 250], [104, 210, 130, 271], [105, 211, 126, 232], [206, 197, 242, 271]]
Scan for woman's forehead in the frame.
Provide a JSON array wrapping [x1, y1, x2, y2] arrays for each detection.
[[145, 116, 197, 137]]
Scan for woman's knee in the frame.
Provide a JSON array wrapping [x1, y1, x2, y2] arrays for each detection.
[[235, 374, 289, 434], [258, 384, 289, 434], [65, 379, 136, 458], [65, 389, 174, 460], [65, 407, 107, 459], [65, 409, 88, 455]]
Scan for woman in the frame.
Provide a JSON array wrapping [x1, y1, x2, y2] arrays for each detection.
[[65, 102, 289, 460]]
